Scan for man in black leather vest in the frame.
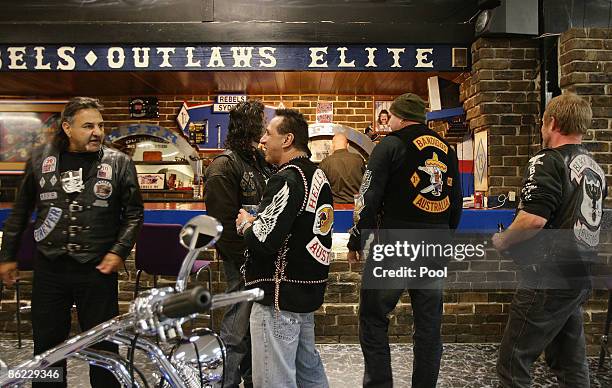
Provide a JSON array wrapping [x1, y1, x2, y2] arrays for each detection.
[[347, 93, 462, 388], [203, 100, 272, 388], [237, 109, 333, 387], [493, 93, 606, 387], [0, 97, 144, 387]]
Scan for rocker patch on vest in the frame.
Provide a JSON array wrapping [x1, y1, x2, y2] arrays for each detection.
[[417, 153, 447, 197], [42, 156, 57, 173], [313, 204, 334, 236], [93, 180, 113, 199], [39, 177, 45, 188], [40, 192, 57, 201], [306, 236, 331, 265], [34, 207, 62, 242], [306, 169, 329, 213], [253, 182, 290, 242], [413, 135, 448, 154], [61, 168, 84, 193], [413, 194, 450, 213], [97, 163, 113, 180]]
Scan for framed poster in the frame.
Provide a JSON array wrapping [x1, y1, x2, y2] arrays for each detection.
[[137, 173, 165, 190], [473, 129, 488, 192], [0, 101, 65, 174], [373, 100, 392, 132]]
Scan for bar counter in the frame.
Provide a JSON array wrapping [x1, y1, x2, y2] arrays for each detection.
[[0, 202, 514, 233]]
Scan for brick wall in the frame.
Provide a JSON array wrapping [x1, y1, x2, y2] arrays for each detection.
[[460, 37, 541, 196], [100, 94, 377, 135], [558, 27, 612, 207]]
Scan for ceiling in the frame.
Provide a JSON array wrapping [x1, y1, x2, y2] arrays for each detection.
[[0, 71, 467, 97]]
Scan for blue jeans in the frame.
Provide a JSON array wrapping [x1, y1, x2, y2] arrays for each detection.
[[359, 286, 443, 388], [497, 285, 591, 388], [250, 303, 329, 388], [219, 258, 252, 388]]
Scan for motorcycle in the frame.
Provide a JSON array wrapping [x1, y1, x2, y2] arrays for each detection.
[[0, 215, 263, 387]]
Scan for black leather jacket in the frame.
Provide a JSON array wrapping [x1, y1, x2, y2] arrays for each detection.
[[0, 143, 144, 264]]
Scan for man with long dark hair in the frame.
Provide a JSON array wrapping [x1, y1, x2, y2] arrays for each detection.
[[0, 97, 143, 387], [204, 100, 272, 388]]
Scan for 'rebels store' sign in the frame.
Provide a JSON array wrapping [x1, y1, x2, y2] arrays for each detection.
[[0, 44, 467, 71]]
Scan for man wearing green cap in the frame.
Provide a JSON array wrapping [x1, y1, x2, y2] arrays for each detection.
[[348, 93, 462, 387]]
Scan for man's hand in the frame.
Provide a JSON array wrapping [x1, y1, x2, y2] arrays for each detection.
[[0, 262, 19, 286], [235, 209, 256, 234], [491, 233, 507, 251], [347, 250, 362, 264], [96, 252, 123, 274]]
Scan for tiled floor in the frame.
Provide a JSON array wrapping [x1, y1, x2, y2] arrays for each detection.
[[1, 340, 610, 387]]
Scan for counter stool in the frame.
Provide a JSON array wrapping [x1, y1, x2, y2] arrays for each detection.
[[133, 223, 214, 328]]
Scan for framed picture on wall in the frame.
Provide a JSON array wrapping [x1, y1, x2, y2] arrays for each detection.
[[473, 129, 488, 192], [0, 101, 66, 174], [373, 99, 392, 132]]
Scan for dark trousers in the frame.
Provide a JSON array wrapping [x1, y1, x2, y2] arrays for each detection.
[[219, 257, 253, 388], [32, 255, 120, 388], [496, 287, 591, 388], [359, 286, 443, 388]]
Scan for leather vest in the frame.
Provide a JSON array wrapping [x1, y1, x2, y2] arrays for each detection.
[[384, 124, 460, 227], [244, 157, 333, 313], [31, 144, 143, 263]]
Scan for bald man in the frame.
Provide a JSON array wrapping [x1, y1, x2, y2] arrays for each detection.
[[318, 133, 366, 204]]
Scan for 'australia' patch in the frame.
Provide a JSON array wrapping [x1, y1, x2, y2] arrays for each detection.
[[313, 204, 334, 236], [42, 156, 57, 174], [306, 236, 331, 266], [40, 192, 58, 201], [34, 207, 62, 242], [306, 169, 329, 213], [97, 163, 113, 180], [93, 180, 113, 199]]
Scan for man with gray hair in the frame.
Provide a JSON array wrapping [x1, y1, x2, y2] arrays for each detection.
[[0, 97, 143, 387]]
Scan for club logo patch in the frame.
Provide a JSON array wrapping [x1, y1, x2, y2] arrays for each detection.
[[34, 207, 62, 242], [40, 192, 57, 201], [306, 236, 331, 266], [97, 163, 113, 180], [61, 168, 84, 193], [313, 204, 334, 236], [42, 156, 57, 174], [417, 153, 447, 197], [93, 180, 113, 199]]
